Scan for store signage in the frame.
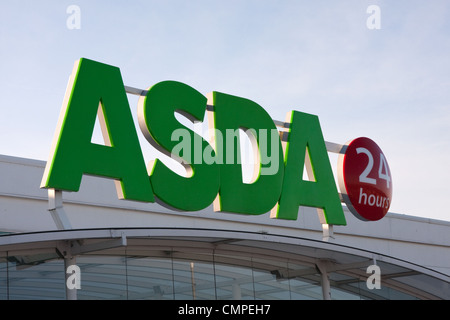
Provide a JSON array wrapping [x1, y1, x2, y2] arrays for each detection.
[[338, 137, 392, 221], [41, 58, 392, 226]]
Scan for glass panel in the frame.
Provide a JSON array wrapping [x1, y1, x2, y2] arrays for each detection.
[[214, 263, 255, 300], [0, 256, 7, 300], [0, 240, 447, 300], [6, 255, 64, 300], [352, 262, 433, 300], [287, 262, 322, 300], [173, 260, 215, 300], [395, 274, 450, 300], [126, 256, 174, 300], [76, 255, 127, 300], [331, 264, 420, 300], [329, 272, 363, 300], [359, 282, 419, 300], [252, 257, 290, 300]]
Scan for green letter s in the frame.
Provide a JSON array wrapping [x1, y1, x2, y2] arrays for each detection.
[[138, 81, 220, 211]]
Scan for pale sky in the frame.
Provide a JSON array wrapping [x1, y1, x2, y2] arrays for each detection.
[[1, 1, 450, 222]]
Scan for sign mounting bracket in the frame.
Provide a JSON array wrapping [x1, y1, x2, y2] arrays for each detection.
[[48, 189, 72, 230]]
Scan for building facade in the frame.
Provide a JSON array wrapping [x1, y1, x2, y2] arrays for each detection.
[[0, 154, 448, 300]]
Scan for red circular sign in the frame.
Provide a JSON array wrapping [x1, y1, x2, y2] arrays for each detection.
[[338, 137, 393, 221]]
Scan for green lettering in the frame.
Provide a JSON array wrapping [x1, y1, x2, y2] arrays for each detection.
[[271, 111, 346, 225], [41, 58, 154, 202], [138, 81, 219, 211], [208, 92, 284, 215]]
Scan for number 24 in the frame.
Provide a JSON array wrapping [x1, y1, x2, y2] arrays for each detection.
[[356, 147, 391, 188]]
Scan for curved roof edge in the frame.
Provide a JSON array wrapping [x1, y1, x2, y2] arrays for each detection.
[[0, 227, 448, 284]]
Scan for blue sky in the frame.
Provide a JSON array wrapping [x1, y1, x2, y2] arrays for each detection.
[[1, 1, 450, 221]]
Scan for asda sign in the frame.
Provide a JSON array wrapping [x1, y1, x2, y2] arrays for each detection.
[[41, 58, 392, 225]]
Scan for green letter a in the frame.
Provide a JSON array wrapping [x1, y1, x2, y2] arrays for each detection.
[[271, 111, 346, 225], [41, 58, 154, 202]]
